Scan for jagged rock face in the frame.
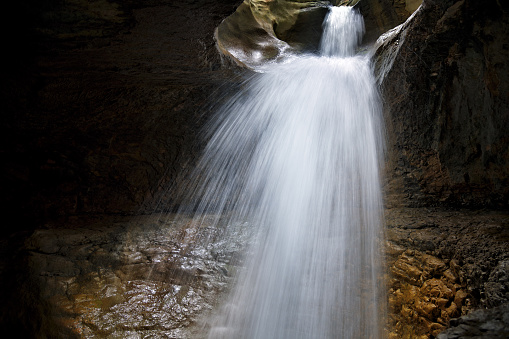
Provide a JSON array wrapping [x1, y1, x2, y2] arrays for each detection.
[[375, 0, 509, 208], [385, 208, 509, 338]]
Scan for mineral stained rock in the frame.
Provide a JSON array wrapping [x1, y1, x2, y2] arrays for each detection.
[[215, 0, 331, 68], [385, 208, 509, 338]]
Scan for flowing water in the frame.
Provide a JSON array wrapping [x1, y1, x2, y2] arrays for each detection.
[[181, 6, 385, 338]]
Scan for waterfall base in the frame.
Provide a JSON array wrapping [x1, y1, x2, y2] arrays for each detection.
[[3, 208, 506, 338]]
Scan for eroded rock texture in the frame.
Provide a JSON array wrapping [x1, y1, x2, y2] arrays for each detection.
[[215, 0, 333, 68], [376, 1, 509, 336], [214, 0, 423, 68], [437, 303, 509, 338], [375, 0, 509, 208], [385, 208, 509, 338]]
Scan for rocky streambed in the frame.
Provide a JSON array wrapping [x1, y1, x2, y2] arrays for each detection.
[[9, 214, 252, 338], [2, 207, 505, 338]]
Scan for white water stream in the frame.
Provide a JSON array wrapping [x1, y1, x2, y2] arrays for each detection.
[[183, 6, 385, 338]]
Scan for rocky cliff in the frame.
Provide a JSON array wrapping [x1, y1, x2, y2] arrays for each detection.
[[0, 0, 243, 336], [376, 0, 509, 209], [374, 1, 509, 337]]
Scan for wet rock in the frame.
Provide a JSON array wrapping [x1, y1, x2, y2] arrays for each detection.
[[215, 0, 331, 68], [437, 303, 509, 338], [358, 0, 422, 43], [385, 208, 509, 338], [20, 214, 252, 338], [215, 0, 423, 68]]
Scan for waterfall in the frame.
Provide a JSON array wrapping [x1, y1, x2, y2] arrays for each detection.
[[182, 6, 385, 338]]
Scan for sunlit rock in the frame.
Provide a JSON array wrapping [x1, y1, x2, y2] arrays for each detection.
[[215, 0, 363, 68], [215, 0, 423, 68], [22, 215, 252, 337]]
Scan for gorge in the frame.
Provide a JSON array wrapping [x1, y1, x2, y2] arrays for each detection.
[[0, 0, 508, 338]]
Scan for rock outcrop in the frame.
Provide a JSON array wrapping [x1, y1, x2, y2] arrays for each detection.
[[375, 0, 509, 208], [214, 0, 423, 68], [375, 1, 509, 337], [385, 208, 509, 338], [215, 0, 333, 68]]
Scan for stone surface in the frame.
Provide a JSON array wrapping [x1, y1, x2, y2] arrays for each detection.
[[358, 0, 422, 43], [8, 214, 253, 338], [3, 208, 506, 338], [375, 0, 509, 208], [1, 0, 508, 338], [214, 0, 423, 68], [385, 208, 509, 338], [215, 0, 331, 68], [437, 303, 509, 339]]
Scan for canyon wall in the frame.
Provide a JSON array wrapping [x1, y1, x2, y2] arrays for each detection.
[[0, 0, 507, 338], [375, 0, 509, 209]]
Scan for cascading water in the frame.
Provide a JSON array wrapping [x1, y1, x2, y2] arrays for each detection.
[[182, 6, 385, 338]]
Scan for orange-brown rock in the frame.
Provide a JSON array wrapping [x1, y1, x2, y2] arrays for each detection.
[[385, 207, 509, 338]]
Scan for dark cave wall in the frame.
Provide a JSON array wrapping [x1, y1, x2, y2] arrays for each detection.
[[0, 0, 243, 229], [375, 0, 509, 209], [2, 0, 508, 224]]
